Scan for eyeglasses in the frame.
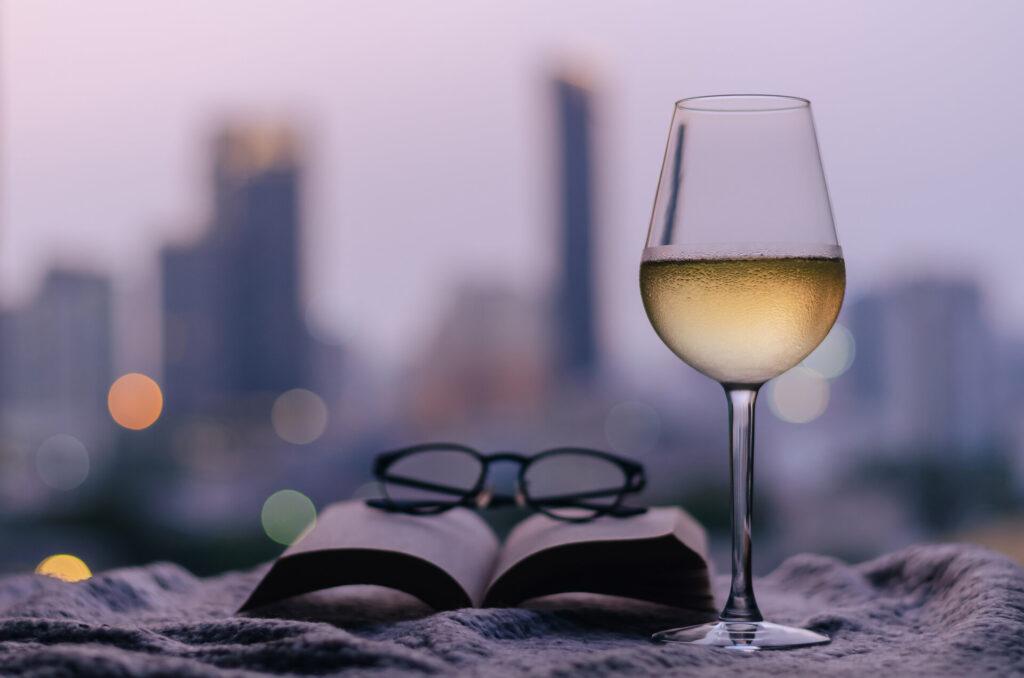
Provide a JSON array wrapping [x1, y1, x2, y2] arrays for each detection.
[[365, 443, 647, 522]]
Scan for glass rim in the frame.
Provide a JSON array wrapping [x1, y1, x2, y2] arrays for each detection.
[[675, 94, 810, 113]]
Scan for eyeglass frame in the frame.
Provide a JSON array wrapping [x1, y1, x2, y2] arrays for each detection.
[[366, 442, 648, 523]]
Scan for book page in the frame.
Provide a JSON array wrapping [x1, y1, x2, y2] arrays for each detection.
[[492, 507, 707, 578], [240, 501, 500, 610], [483, 507, 714, 609]]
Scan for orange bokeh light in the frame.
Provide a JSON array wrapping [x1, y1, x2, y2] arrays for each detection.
[[108, 373, 164, 430]]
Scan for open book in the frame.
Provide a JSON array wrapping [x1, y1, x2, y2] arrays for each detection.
[[239, 500, 715, 612]]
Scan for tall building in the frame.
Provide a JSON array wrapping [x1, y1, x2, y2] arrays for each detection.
[[0, 269, 113, 440], [848, 278, 997, 453], [162, 124, 314, 415], [403, 283, 550, 432], [552, 73, 599, 382]]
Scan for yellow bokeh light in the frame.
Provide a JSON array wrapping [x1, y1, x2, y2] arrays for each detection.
[[802, 323, 856, 380], [35, 554, 92, 582], [108, 373, 164, 430], [768, 367, 831, 424]]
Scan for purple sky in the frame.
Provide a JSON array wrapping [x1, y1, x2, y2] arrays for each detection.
[[3, 0, 1023, 378]]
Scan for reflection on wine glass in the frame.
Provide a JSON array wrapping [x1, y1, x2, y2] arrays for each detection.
[[640, 95, 844, 649]]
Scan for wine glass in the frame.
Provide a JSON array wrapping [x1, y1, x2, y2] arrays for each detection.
[[640, 95, 844, 649]]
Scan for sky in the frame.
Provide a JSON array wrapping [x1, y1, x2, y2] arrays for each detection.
[[2, 0, 1023, 377]]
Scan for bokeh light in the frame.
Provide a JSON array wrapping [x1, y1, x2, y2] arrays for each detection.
[[35, 554, 92, 582], [801, 323, 856, 380], [35, 434, 90, 490], [349, 481, 381, 500], [108, 372, 164, 430], [605, 400, 661, 455], [261, 489, 317, 545], [271, 389, 328, 445], [768, 367, 831, 424]]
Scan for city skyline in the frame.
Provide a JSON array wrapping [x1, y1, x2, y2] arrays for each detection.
[[0, 103, 1019, 579], [4, 1, 1024, 380]]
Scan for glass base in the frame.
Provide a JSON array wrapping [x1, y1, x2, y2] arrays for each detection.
[[653, 620, 830, 651]]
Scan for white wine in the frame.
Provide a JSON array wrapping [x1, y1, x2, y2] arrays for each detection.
[[640, 250, 845, 385]]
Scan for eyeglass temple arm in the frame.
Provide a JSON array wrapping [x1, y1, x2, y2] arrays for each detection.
[[372, 482, 632, 508], [369, 497, 647, 518], [377, 474, 476, 497], [367, 497, 471, 510], [627, 467, 646, 491], [464, 491, 643, 510], [607, 505, 647, 517], [528, 485, 638, 504]]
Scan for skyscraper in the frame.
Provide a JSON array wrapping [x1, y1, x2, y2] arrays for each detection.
[[162, 124, 309, 415], [848, 278, 997, 453], [0, 269, 113, 439], [552, 73, 599, 382], [403, 282, 550, 431]]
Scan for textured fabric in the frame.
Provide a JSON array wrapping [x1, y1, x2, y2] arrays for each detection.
[[0, 543, 1022, 676]]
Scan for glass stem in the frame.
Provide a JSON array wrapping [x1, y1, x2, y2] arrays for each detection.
[[720, 385, 764, 623]]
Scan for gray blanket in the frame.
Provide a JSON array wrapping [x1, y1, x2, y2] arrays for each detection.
[[0, 543, 1021, 676]]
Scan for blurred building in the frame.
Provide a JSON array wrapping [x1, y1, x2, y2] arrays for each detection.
[[848, 278, 998, 454], [0, 269, 113, 444], [552, 73, 599, 383], [162, 124, 340, 416], [402, 283, 551, 437]]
